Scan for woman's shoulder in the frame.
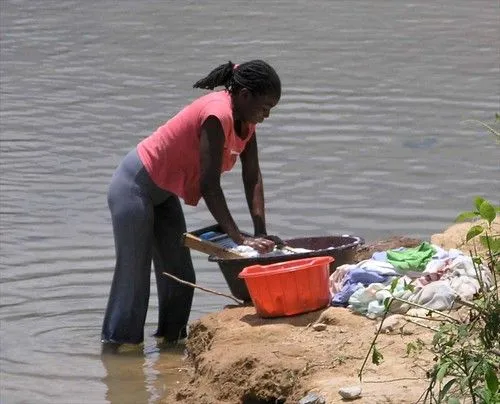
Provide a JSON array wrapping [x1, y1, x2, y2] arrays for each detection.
[[193, 90, 231, 108], [169, 90, 231, 126], [194, 90, 232, 122]]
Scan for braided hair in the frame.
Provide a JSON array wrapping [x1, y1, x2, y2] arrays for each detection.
[[193, 60, 281, 99]]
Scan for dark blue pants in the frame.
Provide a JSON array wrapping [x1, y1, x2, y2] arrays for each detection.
[[101, 148, 195, 345]]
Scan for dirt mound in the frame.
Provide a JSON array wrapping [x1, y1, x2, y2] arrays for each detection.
[[169, 306, 434, 403], [164, 228, 489, 403], [431, 217, 499, 260]]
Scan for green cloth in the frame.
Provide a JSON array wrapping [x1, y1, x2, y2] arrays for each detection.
[[386, 242, 436, 272]]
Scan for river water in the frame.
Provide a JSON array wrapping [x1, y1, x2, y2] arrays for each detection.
[[1, 1, 499, 403]]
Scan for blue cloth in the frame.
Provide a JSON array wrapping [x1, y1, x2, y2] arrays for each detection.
[[372, 251, 388, 261], [331, 268, 395, 307], [199, 231, 222, 240], [348, 268, 391, 284], [331, 283, 364, 307]]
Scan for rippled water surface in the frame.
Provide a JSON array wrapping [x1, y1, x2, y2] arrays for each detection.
[[1, 1, 499, 403]]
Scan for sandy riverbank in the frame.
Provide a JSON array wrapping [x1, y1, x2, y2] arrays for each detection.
[[162, 219, 497, 404]]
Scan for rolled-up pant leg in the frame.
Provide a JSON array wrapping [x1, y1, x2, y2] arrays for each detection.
[[152, 195, 195, 342]]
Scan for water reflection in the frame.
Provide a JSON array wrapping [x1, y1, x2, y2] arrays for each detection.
[[101, 343, 187, 404]]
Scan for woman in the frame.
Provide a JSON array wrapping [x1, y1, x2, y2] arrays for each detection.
[[101, 60, 282, 349]]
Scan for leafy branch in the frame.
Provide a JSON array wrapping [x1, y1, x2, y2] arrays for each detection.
[[358, 195, 499, 403]]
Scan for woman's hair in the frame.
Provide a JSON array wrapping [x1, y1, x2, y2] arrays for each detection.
[[193, 60, 281, 99]]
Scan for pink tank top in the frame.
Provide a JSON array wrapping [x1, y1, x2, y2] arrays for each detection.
[[137, 91, 255, 206]]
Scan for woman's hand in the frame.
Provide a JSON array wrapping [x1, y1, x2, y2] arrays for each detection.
[[257, 234, 286, 249], [242, 236, 275, 254]]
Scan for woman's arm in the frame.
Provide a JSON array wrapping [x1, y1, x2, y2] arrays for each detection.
[[239, 132, 266, 237], [200, 118, 274, 253], [200, 116, 243, 244]]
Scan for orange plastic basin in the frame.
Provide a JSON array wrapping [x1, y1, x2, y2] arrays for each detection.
[[238, 256, 333, 318]]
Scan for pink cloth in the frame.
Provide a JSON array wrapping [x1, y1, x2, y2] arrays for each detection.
[[137, 91, 255, 206], [329, 265, 351, 296]]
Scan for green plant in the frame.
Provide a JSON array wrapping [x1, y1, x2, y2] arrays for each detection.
[[462, 113, 500, 143], [358, 116, 500, 402], [359, 198, 499, 403], [423, 197, 499, 403]]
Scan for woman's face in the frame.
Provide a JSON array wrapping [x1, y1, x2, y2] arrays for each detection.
[[234, 88, 279, 124]]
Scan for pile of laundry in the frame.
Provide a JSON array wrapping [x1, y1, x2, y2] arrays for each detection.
[[329, 242, 493, 318]]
